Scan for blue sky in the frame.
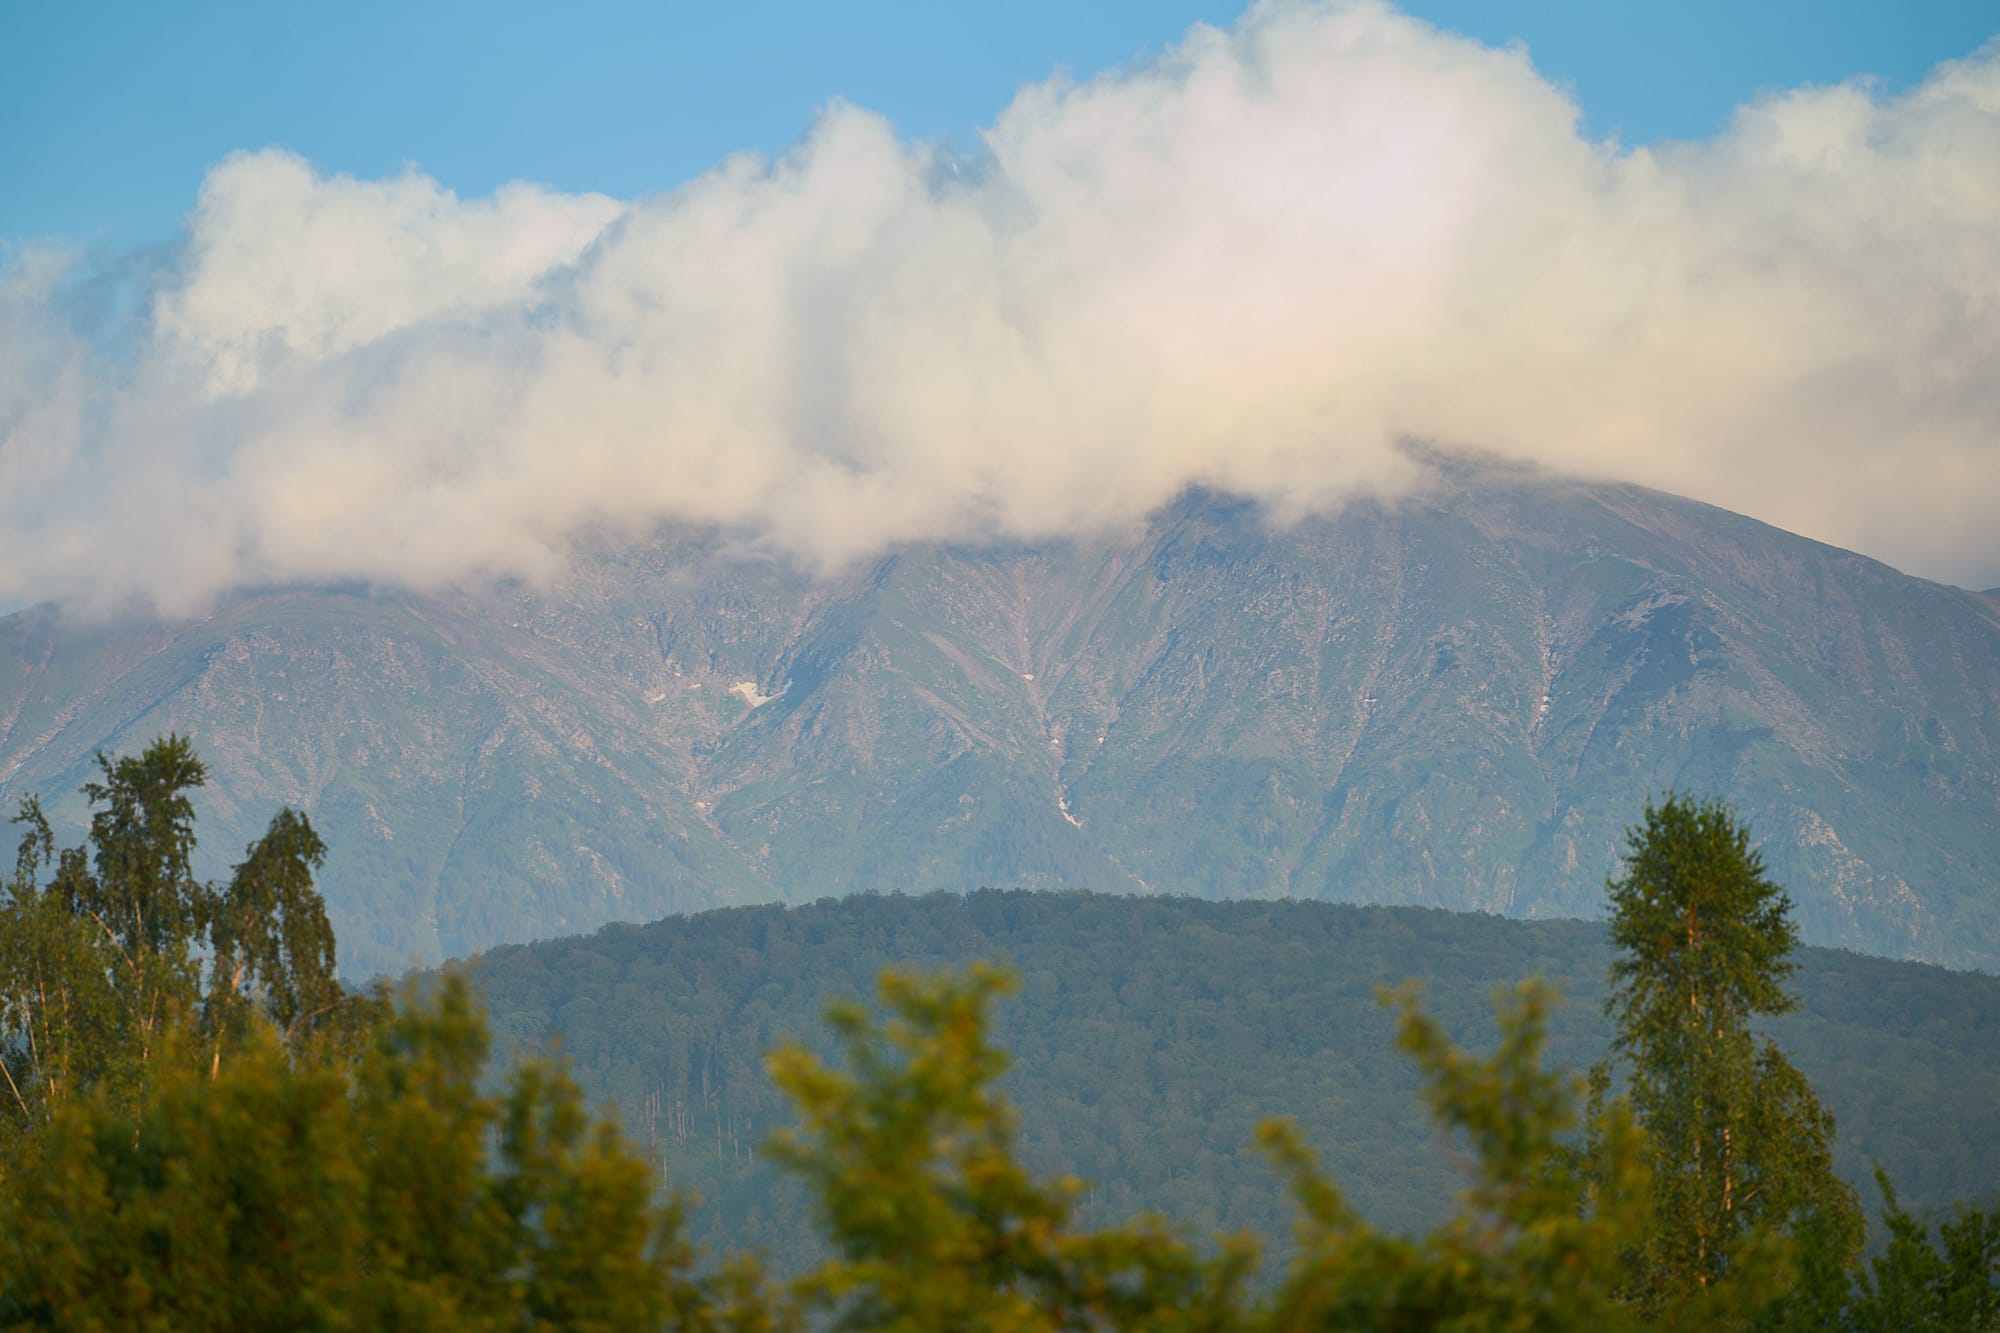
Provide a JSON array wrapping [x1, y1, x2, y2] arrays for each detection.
[[3, 0, 1998, 614], [4, 0, 1996, 248]]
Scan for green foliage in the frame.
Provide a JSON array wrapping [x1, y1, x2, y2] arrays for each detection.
[[1602, 796, 1862, 1312], [0, 737, 377, 1149], [0, 975, 771, 1331], [0, 951, 1740, 1331], [473, 890, 2000, 1271], [4, 745, 1998, 1327], [5, 888, 1999, 1329], [0, 737, 777, 1329], [1607, 797, 1801, 1034], [1259, 978, 1669, 1330], [206, 806, 343, 1039], [0, 827, 116, 1138], [763, 966, 1772, 1330], [766, 963, 1256, 1331], [1848, 1170, 2000, 1332]]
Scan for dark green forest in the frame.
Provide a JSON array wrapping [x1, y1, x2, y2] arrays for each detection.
[[472, 886, 2000, 1271]]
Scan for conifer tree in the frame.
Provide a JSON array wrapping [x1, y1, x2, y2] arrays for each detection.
[[1601, 795, 1861, 1311]]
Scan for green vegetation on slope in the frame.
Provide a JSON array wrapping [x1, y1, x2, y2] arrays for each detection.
[[475, 887, 2000, 1273], [0, 739, 758, 1329], [5, 739, 1998, 1328]]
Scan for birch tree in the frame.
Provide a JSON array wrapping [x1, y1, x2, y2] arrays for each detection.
[[0, 736, 374, 1150]]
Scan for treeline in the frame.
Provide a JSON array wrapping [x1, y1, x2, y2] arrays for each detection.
[[474, 886, 2000, 1266], [2, 739, 1996, 1328]]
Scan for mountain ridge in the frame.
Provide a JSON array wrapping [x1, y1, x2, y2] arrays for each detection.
[[5, 460, 1997, 976]]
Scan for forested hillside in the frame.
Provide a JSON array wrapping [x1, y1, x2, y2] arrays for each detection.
[[8, 743, 1995, 1326], [473, 889, 2000, 1272]]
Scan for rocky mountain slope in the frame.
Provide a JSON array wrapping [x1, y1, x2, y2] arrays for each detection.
[[5, 458, 1997, 976]]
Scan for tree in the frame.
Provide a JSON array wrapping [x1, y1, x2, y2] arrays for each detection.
[[1848, 1169, 2000, 1333], [1601, 795, 1861, 1311], [770, 965, 1787, 1331], [0, 736, 375, 1147], [22, 747, 1986, 1326], [0, 974, 777, 1330], [765, 963, 1256, 1331], [0, 736, 788, 1330], [1256, 978, 1659, 1330]]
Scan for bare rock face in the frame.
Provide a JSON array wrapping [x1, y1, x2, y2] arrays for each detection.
[[6, 460, 1998, 977]]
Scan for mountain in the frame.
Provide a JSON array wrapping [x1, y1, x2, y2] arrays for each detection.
[[4, 457, 1998, 976], [469, 890, 2000, 1269]]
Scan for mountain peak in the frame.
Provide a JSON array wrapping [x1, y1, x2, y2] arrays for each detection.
[[4, 473, 1996, 976]]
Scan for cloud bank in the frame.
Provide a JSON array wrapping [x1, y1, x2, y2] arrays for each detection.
[[4, 0, 1999, 615]]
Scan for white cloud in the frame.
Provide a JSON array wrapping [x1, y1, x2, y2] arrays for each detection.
[[154, 149, 622, 395], [3, 0, 1998, 616]]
